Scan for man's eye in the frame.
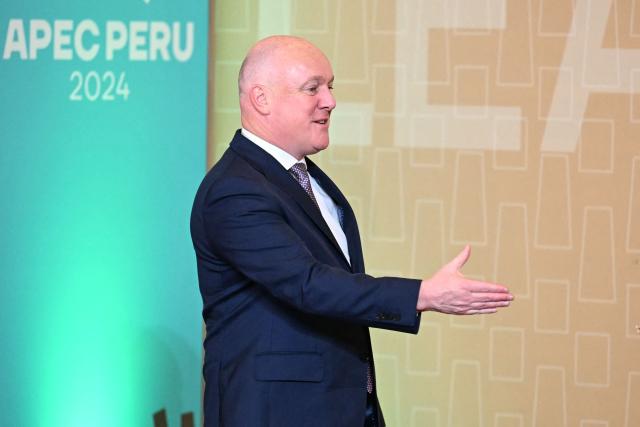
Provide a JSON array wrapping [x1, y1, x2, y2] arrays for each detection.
[[306, 86, 318, 93]]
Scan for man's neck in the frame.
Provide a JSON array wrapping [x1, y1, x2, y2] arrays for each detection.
[[241, 128, 303, 169]]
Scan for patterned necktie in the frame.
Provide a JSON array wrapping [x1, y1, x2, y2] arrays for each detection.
[[289, 163, 320, 210], [290, 162, 372, 393]]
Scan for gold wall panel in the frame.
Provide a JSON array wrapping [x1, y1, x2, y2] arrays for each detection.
[[208, 1, 640, 425]]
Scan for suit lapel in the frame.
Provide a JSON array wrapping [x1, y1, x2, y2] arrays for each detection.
[[229, 132, 349, 266], [306, 158, 365, 274]]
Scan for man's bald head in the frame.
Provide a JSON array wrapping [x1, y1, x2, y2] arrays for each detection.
[[238, 35, 325, 96], [237, 35, 336, 160]]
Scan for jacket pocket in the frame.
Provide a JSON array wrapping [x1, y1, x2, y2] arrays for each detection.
[[254, 351, 324, 382]]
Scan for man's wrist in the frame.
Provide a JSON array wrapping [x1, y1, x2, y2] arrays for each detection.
[[416, 279, 430, 312]]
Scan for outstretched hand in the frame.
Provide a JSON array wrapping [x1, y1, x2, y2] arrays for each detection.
[[416, 245, 513, 314]]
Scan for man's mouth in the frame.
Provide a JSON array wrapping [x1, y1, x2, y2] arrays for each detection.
[[313, 119, 329, 125]]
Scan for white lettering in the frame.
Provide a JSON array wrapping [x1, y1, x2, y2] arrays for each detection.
[[173, 22, 194, 62], [75, 20, 99, 61], [53, 20, 73, 60], [106, 21, 127, 61], [2, 19, 195, 62], [3, 19, 27, 59], [149, 21, 170, 61], [29, 19, 51, 59], [541, 0, 640, 152], [129, 21, 148, 61]]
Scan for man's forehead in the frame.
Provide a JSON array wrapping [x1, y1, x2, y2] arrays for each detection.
[[242, 37, 333, 87], [276, 54, 332, 81]]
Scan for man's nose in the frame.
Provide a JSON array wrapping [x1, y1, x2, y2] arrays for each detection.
[[319, 87, 336, 110]]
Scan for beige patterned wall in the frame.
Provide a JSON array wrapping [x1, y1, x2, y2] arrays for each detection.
[[208, 1, 640, 425]]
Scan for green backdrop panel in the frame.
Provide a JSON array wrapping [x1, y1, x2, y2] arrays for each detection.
[[0, 1, 207, 426]]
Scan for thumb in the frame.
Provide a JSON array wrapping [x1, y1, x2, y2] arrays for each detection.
[[445, 245, 471, 272]]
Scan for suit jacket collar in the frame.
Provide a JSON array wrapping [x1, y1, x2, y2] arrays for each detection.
[[229, 130, 360, 271], [306, 158, 365, 274]]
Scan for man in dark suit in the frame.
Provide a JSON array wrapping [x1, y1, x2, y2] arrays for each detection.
[[191, 35, 513, 427]]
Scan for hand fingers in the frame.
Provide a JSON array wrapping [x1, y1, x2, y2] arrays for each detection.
[[446, 245, 471, 272], [470, 292, 514, 302], [465, 308, 498, 315], [469, 300, 511, 309], [464, 280, 511, 294], [462, 301, 509, 315]]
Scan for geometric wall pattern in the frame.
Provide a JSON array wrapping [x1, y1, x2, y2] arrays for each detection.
[[209, 0, 640, 425]]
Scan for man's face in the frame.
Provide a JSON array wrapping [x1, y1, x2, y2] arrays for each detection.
[[268, 47, 336, 159]]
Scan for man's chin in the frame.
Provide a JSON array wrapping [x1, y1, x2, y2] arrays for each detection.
[[311, 140, 330, 154]]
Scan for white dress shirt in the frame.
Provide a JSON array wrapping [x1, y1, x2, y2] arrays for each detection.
[[241, 128, 351, 265]]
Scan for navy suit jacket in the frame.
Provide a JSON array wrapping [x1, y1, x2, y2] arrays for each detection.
[[191, 130, 422, 426]]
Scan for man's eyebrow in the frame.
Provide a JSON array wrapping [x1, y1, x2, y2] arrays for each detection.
[[300, 76, 334, 88]]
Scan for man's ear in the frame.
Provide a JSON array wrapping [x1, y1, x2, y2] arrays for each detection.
[[249, 85, 271, 115]]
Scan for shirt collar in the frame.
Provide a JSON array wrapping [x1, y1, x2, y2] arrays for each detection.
[[241, 128, 305, 170]]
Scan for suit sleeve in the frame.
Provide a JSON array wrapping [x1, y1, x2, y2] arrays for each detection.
[[200, 176, 422, 333]]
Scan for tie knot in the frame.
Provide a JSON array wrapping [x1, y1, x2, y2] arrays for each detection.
[[289, 162, 320, 209], [289, 162, 310, 183], [290, 162, 307, 174]]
